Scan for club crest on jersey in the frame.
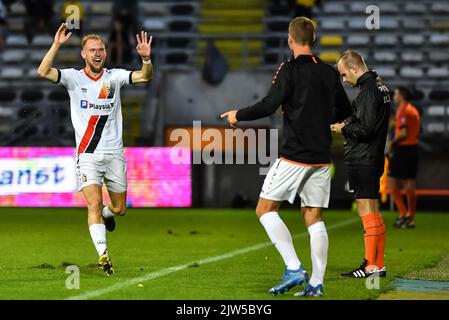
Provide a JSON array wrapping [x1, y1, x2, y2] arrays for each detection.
[[80, 100, 88, 109], [98, 81, 116, 99]]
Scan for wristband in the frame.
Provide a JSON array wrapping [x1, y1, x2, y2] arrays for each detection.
[[142, 59, 152, 65]]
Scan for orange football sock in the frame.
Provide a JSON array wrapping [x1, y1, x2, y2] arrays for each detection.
[[361, 213, 379, 269], [391, 188, 407, 217], [375, 214, 386, 269]]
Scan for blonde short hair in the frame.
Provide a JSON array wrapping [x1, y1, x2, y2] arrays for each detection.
[[81, 34, 106, 48], [288, 16, 315, 45]]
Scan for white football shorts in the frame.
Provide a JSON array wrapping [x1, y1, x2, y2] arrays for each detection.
[[76, 153, 127, 193], [260, 157, 331, 208]]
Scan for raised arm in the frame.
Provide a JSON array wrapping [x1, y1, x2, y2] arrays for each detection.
[[131, 31, 153, 84], [37, 23, 72, 82]]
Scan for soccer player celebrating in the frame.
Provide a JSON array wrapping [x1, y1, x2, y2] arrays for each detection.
[[37, 23, 153, 275], [388, 87, 421, 229], [331, 50, 390, 278], [221, 17, 351, 297]]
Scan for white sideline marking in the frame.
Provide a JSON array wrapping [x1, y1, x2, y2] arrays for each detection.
[[67, 217, 358, 300]]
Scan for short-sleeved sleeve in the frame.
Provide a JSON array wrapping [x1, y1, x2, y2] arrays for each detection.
[[58, 68, 77, 89], [112, 68, 133, 87]]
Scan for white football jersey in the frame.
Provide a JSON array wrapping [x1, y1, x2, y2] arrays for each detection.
[[58, 68, 132, 154]]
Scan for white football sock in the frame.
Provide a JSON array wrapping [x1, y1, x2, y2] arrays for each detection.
[[308, 221, 328, 287], [102, 206, 117, 219], [259, 211, 301, 270], [89, 224, 107, 256]]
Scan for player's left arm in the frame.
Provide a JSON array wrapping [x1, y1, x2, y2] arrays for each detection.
[[131, 31, 153, 84]]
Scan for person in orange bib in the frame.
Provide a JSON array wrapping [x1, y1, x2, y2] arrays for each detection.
[[388, 87, 421, 229]]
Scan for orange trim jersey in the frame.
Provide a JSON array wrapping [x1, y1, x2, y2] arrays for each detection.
[[395, 103, 420, 146], [56, 68, 133, 154]]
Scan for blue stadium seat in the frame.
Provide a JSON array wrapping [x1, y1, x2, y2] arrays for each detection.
[[400, 66, 424, 79], [428, 67, 449, 79], [346, 35, 370, 46], [402, 35, 425, 46], [374, 51, 396, 63], [401, 51, 424, 63], [405, 3, 427, 14]]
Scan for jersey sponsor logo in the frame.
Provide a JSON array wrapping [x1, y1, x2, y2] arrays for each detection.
[[80, 100, 88, 109], [80, 100, 114, 111]]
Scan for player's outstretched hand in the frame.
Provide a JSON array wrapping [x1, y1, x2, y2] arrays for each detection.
[[136, 31, 152, 61], [54, 23, 72, 46], [220, 110, 238, 128], [330, 122, 345, 134]]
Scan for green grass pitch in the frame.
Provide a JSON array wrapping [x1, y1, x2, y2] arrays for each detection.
[[0, 208, 448, 300]]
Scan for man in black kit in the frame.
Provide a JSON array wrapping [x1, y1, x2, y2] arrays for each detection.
[[331, 50, 390, 279], [221, 17, 351, 297]]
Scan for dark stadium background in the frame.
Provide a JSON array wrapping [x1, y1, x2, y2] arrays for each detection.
[[0, 0, 448, 211]]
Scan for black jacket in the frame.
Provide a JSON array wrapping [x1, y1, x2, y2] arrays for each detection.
[[236, 55, 351, 164], [342, 71, 391, 166]]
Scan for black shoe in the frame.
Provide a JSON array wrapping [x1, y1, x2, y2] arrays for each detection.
[[393, 217, 406, 228], [378, 267, 387, 277], [104, 217, 116, 232], [341, 259, 370, 278], [402, 217, 415, 229]]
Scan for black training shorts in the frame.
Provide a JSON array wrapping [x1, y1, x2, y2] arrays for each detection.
[[388, 145, 419, 180]]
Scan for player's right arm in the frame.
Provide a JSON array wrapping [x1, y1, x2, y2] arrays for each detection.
[[37, 23, 72, 82]]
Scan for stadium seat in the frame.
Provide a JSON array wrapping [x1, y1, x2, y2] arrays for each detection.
[[21, 90, 44, 103], [9, 1, 26, 15], [167, 38, 191, 48], [429, 90, 449, 101], [5, 35, 27, 47], [429, 34, 449, 45], [169, 20, 194, 32], [402, 35, 425, 46], [405, 3, 427, 14], [432, 2, 449, 14], [66, 35, 82, 47], [26, 68, 40, 80], [375, 35, 397, 46], [400, 66, 424, 79], [403, 19, 427, 30], [89, 17, 111, 32], [401, 51, 424, 63], [346, 35, 370, 46], [374, 51, 396, 63], [139, 2, 169, 15], [323, 2, 346, 14], [91, 2, 112, 15], [171, 4, 195, 16], [319, 19, 345, 31], [350, 2, 368, 13], [348, 18, 367, 30], [30, 50, 49, 63], [427, 123, 446, 133], [1, 50, 26, 64], [55, 50, 80, 64], [318, 51, 340, 64], [374, 67, 397, 79], [319, 35, 343, 47], [7, 18, 24, 32], [429, 51, 449, 62], [380, 17, 399, 30], [427, 106, 446, 117], [143, 18, 167, 31], [32, 35, 53, 46], [379, 2, 399, 14], [428, 67, 449, 78], [1, 68, 24, 79]]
